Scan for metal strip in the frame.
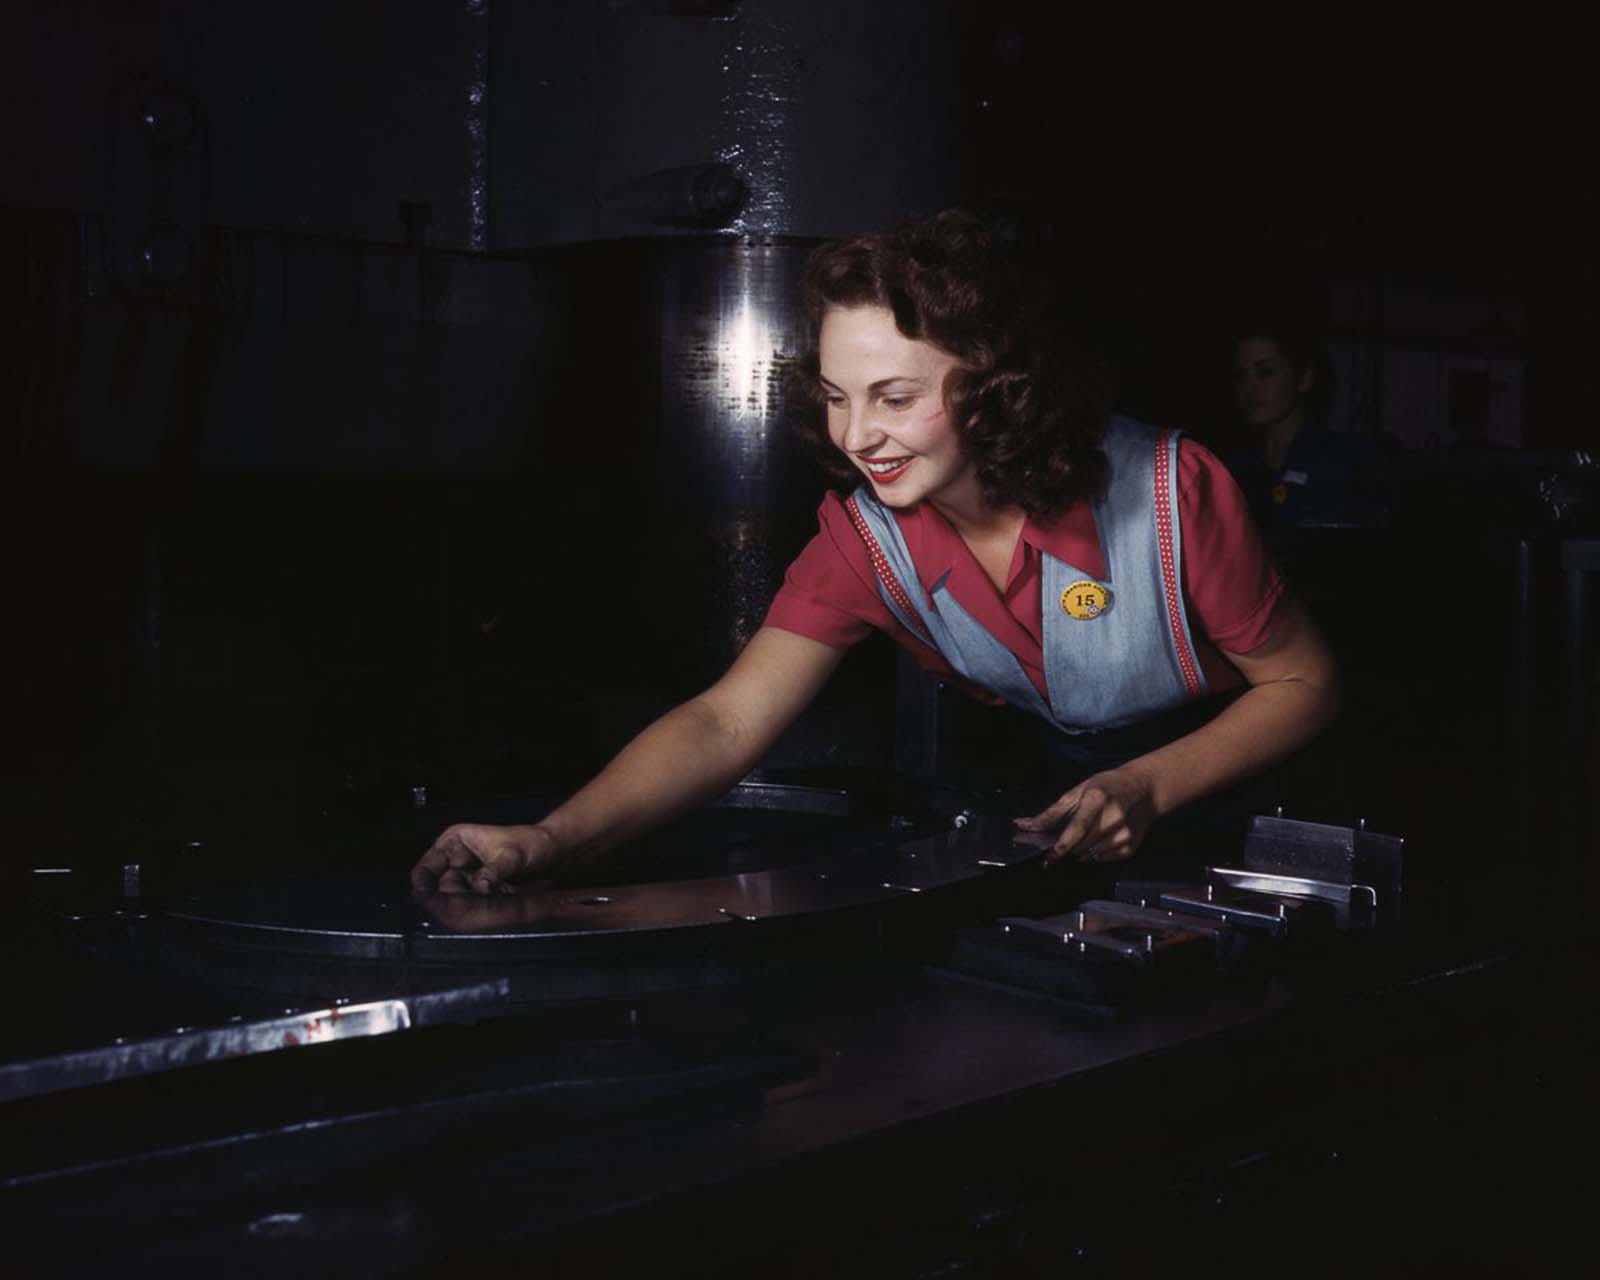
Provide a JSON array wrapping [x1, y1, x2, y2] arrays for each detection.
[[0, 981, 508, 1103]]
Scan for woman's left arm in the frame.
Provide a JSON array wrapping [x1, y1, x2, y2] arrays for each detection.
[[1014, 597, 1341, 863]]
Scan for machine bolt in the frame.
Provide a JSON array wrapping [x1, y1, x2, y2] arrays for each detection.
[[952, 809, 975, 830]]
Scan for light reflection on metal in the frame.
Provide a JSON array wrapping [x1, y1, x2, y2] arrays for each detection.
[[714, 4, 797, 236], [720, 281, 778, 426], [0, 981, 510, 1102], [465, 0, 490, 250]]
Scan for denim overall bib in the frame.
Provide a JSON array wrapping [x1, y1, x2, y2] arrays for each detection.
[[847, 416, 1211, 769]]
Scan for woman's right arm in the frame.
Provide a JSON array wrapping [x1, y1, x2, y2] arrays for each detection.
[[410, 627, 846, 893]]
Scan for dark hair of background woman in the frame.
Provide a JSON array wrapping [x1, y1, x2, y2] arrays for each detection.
[[790, 209, 1110, 520], [1231, 317, 1336, 423]]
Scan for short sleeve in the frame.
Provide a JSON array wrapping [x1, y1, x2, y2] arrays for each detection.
[[1178, 439, 1287, 654], [763, 492, 893, 649]]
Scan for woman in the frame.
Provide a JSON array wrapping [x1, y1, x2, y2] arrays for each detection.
[[1227, 325, 1387, 532], [412, 212, 1340, 894]]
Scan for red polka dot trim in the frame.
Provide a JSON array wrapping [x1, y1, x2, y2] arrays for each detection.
[[845, 494, 935, 649], [1153, 432, 1203, 699]]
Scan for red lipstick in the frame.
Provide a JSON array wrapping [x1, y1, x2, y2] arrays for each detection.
[[861, 456, 913, 485]]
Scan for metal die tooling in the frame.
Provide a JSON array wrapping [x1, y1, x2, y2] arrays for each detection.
[[941, 903, 1217, 1010]]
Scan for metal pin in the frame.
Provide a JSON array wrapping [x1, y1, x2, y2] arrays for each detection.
[[1145, 934, 1154, 954]]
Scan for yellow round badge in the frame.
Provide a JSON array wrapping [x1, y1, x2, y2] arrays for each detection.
[[1060, 580, 1110, 620]]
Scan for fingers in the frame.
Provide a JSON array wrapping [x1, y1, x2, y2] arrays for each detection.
[[1013, 787, 1082, 832], [413, 824, 544, 895], [1044, 800, 1103, 866], [410, 837, 457, 891], [1018, 783, 1138, 866], [411, 825, 498, 894]]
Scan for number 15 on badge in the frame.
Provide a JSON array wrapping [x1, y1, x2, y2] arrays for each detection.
[[1061, 580, 1110, 620]]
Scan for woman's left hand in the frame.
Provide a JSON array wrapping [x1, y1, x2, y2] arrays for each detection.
[[1012, 765, 1158, 865]]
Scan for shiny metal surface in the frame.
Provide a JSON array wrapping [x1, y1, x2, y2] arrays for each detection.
[[1209, 865, 1379, 929], [1155, 884, 1336, 939], [162, 818, 1038, 966], [1077, 899, 1229, 942], [714, 779, 856, 816], [0, 981, 508, 1103], [464, 0, 489, 250], [1001, 904, 1218, 968], [501, 0, 958, 244], [1239, 814, 1403, 927], [653, 237, 812, 679]]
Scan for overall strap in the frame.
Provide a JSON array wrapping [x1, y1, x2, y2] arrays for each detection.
[[843, 493, 936, 650], [1037, 417, 1207, 730]]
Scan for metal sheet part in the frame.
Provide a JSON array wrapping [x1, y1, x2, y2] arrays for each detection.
[[1005, 905, 1220, 961], [1208, 866, 1379, 929], [0, 981, 509, 1103], [152, 818, 1038, 966], [1154, 884, 1337, 939], [1244, 815, 1404, 890]]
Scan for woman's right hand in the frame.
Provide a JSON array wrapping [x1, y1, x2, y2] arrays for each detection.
[[410, 823, 560, 894]]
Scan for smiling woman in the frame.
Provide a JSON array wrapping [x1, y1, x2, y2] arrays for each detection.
[[413, 210, 1341, 895]]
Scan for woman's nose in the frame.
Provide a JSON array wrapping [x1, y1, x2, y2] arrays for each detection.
[[840, 406, 882, 454]]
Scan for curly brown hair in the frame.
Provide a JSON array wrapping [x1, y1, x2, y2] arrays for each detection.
[[791, 209, 1109, 519]]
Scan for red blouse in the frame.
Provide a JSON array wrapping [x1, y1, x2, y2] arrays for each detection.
[[764, 438, 1286, 705]]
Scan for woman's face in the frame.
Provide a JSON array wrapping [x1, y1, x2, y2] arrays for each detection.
[[818, 305, 977, 512], [1233, 337, 1312, 430]]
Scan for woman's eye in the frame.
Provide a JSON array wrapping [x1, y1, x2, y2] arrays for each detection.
[[882, 396, 913, 410], [824, 395, 846, 408]]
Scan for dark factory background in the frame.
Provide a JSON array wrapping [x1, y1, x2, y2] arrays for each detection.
[[1, 0, 1592, 883], [3, 4, 1598, 1276]]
